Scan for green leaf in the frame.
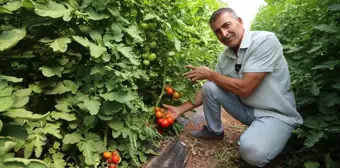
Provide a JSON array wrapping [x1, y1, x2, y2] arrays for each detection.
[[100, 91, 135, 103], [51, 152, 66, 168], [72, 36, 90, 47], [0, 137, 17, 157], [34, 1, 67, 18], [0, 86, 12, 97], [111, 130, 121, 138], [83, 99, 101, 115], [309, 82, 320, 96], [12, 96, 29, 108], [29, 84, 43, 93], [304, 131, 324, 148], [50, 111, 76, 121], [2, 109, 50, 120], [174, 37, 181, 51], [313, 23, 338, 33], [45, 81, 72, 95], [3, 0, 22, 11], [108, 120, 124, 130], [89, 43, 106, 58], [143, 13, 158, 21], [116, 45, 139, 65], [42, 123, 62, 139], [50, 37, 71, 53], [0, 120, 2, 132], [63, 132, 82, 144], [3, 158, 48, 168], [14, 88, 32, 97], [324, 153, 334, 168], [39, 66, 64, 77], [0, 28, 26, 51], [72, 36, 106, 58], [332, 82, 340, 89], [321, 92, 340, 107], [0, 75, 22, 83], [123, 25, 144, 42], [311, 60, 340, 70], [0, 96, 14, 112], [24, 141, 34, 158], [62, 80, 79, 93], [77, 140, 101, 165], [304, 161, 319, 168], [85, 7, 109, 20], [328, 4, 340, 12], [100, 101, 123, 115], [110, 23, 123, 42], [84, 116, 96, 127], [89, 30, 102, 42]]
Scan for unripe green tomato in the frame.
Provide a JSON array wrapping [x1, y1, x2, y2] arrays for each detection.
[[143, 60, 150, 65], [141, 23, 148, 30], [148, 53, 157, 61], [150, 41, 157, 48]]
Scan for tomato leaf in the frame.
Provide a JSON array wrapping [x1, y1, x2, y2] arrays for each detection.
[[49, 37, 71, 53], [123, 25, 144, 42], [116, 44, 139, 65], [83, 99, 101, 115], [100, 91, 135, 103], [50, 111, 76, 121], [63, 132, 82, 144], [0, 28, 26, 51], [34, 1, 67, 18], [0, 96, 14, 112]]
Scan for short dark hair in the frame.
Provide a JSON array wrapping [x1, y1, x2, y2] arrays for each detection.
[[209, 8, 238, 25]]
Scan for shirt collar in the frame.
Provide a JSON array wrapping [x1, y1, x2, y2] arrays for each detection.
[[239, 30, 251, 49]]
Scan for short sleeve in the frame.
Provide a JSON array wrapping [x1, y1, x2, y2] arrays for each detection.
[[243, 33, 282, 73], [215, 62, 222, 73]]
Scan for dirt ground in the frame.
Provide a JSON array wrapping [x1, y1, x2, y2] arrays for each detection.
[[180, 111, 285, 168]]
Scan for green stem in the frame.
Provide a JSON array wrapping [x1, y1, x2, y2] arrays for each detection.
[[155, 63, 168, 107], [104, 124, 108, 149]]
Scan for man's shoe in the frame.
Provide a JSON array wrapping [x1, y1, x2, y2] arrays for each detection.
[[189, 125, 224, 140]]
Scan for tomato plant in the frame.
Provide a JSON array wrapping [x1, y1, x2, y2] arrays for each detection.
[[0, 0, 224, 167], [252, 0, 340, 167]]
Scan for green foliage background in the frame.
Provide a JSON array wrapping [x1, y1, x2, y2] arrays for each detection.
[[0, 0, 225, 167], [251, 0, 340, 167]]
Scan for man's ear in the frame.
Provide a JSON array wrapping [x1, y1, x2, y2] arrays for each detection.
[[237, 17, 243, 25]]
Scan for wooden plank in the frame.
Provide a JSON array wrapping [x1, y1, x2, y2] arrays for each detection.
[[143, 138, 190, 168]]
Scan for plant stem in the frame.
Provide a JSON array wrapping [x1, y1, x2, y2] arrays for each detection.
[[104, 124, 108, 148], [155, 63, 168, 107]]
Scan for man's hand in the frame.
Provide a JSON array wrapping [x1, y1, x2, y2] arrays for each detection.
[[183, 65, 214, 82]]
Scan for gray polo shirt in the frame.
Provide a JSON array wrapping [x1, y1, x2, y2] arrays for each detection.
[[215, 30, 303, 126]]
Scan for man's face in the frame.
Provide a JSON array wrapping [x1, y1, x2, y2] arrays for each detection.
[[210, 12, 244, 48]]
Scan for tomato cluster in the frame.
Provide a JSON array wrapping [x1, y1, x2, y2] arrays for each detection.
[[154, 107, 174, 132], [140, 21, 159, 66], [102, 150, 121, 168], [164, 85, 181, 101]]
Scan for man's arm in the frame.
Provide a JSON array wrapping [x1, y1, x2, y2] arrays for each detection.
[[209, 71, 267, 99]]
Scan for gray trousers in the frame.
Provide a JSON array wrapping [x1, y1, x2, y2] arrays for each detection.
[[201, 81, 294, 167]]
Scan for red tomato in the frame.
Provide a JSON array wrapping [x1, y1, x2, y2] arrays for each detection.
[[166, 88, 174, 96], [157, 118, 164, 126], [155, 111, 163, 118], [109, 165, 117, 168], [111, 154, 120, 164], [159, 119, 170, 128], [157, 129, 163, 134], [167, 117, 174, 125], [103, 151, 112, 160]]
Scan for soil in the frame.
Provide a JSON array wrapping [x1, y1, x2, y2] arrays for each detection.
[[179, 109, 285, 168]]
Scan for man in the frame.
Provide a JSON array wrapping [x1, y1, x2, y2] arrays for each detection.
[[163, 7, 303, 167]]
